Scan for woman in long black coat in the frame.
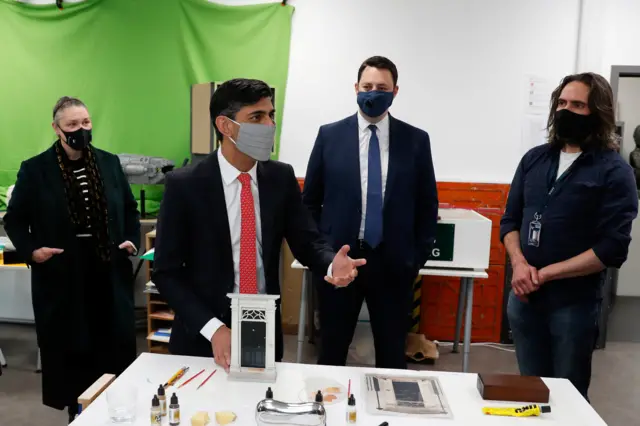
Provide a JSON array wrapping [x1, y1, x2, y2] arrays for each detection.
[[3, 96, 140, 422]]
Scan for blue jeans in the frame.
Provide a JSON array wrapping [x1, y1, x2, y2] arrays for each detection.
[[507, 291, 599, 401]]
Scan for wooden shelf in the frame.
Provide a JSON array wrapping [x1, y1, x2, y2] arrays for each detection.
[[149, 345, 170, 354], [149, 312, 175, 321], [145, 229, 172, 352]]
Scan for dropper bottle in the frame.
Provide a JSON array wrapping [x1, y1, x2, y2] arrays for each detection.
[[169, 393, 181, 425], [346, 394, 357, 423], [150, 395, 161, 425], [157, 384, 167, 416]]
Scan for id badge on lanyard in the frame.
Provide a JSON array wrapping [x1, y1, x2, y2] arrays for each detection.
[[528, 151, 582, 247], [528, 212, 542, 247]]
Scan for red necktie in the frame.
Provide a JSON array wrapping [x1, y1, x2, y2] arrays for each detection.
[[238, 173, 258, 294]]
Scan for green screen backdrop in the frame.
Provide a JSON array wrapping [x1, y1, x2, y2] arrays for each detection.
[[0, 0, 293, 212]]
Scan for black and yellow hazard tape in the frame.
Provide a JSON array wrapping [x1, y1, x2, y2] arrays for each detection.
[[410, 275, 422, 333]]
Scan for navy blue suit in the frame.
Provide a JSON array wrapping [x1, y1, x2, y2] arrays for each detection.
[[303, 113, 438, 368]]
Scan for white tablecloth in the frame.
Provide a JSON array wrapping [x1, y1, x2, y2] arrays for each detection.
[[70, 352, 606, 426]]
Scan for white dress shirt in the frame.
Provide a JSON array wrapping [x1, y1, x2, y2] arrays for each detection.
[[200, 149, 265, 342], [357, 112, 390, 239]]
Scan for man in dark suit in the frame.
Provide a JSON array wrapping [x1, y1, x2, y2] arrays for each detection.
[[303, 56, 439, 369], [153, 79, 365, 370], [3, 96, 139, 422]]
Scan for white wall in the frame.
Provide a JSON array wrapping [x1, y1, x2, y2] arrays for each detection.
[[279, 0, 580, 182], [586, 0, 640, 78]]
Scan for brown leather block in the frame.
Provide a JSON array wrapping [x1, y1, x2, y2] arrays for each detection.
[[477, 373, 550, 403]]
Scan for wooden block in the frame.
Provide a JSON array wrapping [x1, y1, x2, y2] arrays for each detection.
[[77, 373, 116, 411], [280, 241, 303, 333], [191, 83, 216, 155], [477, 373, 549, 403]]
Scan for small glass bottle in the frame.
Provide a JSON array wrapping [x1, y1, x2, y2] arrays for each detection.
[[157, 384, 167, 416], [346, 394, 357, 423], [169, 393, 181, 425], [150, 395, 161, 425]]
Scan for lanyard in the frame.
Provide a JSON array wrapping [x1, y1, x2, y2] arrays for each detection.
[[538, 151, 584, 218]]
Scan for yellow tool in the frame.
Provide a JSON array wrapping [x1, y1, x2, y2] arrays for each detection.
[[164, 366, 189, 388], [482, 404, 551, 417]]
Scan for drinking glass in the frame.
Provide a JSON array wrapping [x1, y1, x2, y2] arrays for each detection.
[[106, 386, 137, 423]]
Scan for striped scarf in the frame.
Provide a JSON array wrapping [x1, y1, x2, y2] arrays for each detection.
[[55, 141, 111, 261]]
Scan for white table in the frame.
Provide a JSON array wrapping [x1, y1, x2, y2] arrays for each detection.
[[71, 352, 607, 426], [291, 260, 488, 372]]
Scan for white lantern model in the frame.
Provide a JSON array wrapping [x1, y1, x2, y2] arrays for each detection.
[[227, 293, 280, 382]]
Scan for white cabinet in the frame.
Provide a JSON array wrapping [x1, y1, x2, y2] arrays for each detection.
[[0, 265, 34, 323]]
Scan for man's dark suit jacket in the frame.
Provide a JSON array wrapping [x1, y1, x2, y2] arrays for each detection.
[[303, 113, 438, 276], [152, 151, 335, 361]]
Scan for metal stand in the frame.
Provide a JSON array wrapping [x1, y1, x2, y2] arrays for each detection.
[[139, 189, 146, 219], [296, 271, 308, 364], [0, 348, 6, 367], [462, 277, 474, 373], [133, 258, 145, 282], [452, 278, 468, 353], [452, 277, 475, 373], [36, 348, 41, 373]]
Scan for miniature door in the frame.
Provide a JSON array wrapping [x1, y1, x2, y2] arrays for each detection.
[[227, 294, 280, 382]]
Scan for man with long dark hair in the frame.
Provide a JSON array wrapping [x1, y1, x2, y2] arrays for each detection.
[[500, 73, 638, 400]]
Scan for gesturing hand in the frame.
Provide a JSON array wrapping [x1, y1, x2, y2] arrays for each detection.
[[324, 245, 367, 288], [31, 247, 64, 264], [511, 260, 539, 296], [118, 241, 136, 255], [211, 325, 231, 372]]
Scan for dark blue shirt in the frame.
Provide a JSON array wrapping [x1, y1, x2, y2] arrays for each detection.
[[500, 144, 638, 307]]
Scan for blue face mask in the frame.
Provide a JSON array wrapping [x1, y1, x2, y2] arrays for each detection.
[[357, 90, 394, 118]]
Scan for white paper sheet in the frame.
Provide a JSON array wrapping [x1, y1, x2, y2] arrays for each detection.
[[363, 373, 452, 419]]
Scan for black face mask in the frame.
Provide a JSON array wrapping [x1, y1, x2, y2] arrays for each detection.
[[62, 127, 92, 151], [554, 109, 596, 145]]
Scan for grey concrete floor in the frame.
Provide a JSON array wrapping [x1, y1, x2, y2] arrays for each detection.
[[0, 323, 638, 426]]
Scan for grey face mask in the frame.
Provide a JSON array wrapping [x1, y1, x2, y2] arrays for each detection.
[[227, 118, 275, 162]]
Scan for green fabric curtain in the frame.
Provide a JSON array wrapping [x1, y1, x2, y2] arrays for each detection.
[[0, 0, 293, 212]]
